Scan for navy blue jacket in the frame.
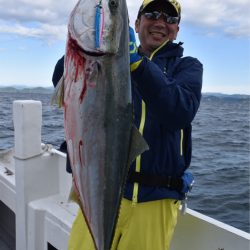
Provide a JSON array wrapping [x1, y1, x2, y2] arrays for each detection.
[[124, 41, 203, 202], [52, 41, 203, 202]]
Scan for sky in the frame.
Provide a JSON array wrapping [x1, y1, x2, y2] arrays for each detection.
[[0, 0, 249, 94]]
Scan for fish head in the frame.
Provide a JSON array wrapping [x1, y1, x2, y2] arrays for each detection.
[[69, 0, 125, 55]]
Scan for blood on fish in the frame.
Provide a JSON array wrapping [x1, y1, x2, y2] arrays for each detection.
[[64, 104, 67, 122], [79, 140, 85, 168], [79, 78, 87, 103], [65, 33, 88, 103], [80, 62, 98, 102]]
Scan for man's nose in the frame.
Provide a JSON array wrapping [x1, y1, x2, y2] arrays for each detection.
[[154, 17, 167, 27]]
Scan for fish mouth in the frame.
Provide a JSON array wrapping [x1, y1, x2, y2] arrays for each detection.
[[80, 46, 116, 57], [68, 35, 109, 57], [82, 49, 107, 57]]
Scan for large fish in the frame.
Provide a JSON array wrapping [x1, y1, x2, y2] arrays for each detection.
[[59, 0, 148, 249]]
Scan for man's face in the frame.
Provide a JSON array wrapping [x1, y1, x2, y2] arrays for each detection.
[[135, 3, 179, 56]]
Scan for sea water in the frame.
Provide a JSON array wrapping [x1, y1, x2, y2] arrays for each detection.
[[0, 91, 249, 233]]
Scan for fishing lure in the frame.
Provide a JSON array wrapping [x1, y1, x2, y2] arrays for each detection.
[[95, 1, 104, 49]]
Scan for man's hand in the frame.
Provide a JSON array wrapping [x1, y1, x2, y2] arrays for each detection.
[[129, 27, 142, 72]]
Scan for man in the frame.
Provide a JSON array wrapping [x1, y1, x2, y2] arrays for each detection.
[[53, 0, 203, 249]]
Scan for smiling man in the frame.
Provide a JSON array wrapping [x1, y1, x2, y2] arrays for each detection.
[[135, 0, 180, 56]]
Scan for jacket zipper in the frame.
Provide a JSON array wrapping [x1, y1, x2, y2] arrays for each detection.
[[180, 129, 183, 156], [132, 40, 169, 204], [132, 100, 146, 204]]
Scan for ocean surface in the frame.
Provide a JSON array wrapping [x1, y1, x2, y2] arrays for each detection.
[[0, 91, 249, 233]]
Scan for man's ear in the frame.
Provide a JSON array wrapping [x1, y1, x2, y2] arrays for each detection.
[[135, 19, 140, 33], [173, 26, 180, 40]]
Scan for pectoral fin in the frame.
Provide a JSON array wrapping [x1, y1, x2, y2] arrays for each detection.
[[68, 182, 81, 206], [51, 76, 64, 107], [128, 125, 149, 165]]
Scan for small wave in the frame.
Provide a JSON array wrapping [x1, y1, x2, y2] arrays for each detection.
[[0, 92, 249, 232]]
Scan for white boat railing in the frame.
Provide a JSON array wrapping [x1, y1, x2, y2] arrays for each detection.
[[0, 100, 249, 250]]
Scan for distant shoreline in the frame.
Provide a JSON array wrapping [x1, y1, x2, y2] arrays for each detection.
[[0, 86, 54, 94], [0, 86, 249, 99]]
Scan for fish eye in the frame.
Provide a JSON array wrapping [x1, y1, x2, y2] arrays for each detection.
[[109, 0, 118, 10]]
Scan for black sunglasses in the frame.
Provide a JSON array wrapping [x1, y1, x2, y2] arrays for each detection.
[[143, 11, 179, 24]]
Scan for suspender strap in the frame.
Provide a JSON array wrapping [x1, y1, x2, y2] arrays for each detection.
[[127, 172, 183, 192]]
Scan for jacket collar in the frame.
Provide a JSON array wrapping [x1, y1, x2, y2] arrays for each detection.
[[138, 41, 184, 59]]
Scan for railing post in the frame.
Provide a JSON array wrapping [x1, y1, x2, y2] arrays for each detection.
[[13, 100, 42, 159], [13, 100, 42, 250]]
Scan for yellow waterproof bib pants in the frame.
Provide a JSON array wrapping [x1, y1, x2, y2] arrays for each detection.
[[68, 198, 180, 250]]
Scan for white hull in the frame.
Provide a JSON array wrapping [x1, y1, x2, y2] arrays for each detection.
[[0, 100, 249, 250]]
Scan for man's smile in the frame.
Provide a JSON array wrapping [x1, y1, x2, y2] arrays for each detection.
[[149, 31, 166, 39]]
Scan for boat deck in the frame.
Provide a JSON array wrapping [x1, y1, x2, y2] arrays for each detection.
[[0, 100, 249, 250]]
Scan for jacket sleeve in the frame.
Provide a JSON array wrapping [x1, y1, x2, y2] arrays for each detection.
[[131, 56, 203, 130], [52, 56, 64, 87]]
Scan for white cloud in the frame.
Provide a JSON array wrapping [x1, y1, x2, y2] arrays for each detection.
[[0, 0, 76, 42], [0, 22, 67, 41], [180, 0, 250, 37], [0, 0, 75, 23], [0, 0, 249, 42]]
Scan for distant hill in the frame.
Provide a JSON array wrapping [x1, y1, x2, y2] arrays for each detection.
[[0, 86, 54, 94], [202, 92, 249, 100], [0, 86, 249, 100]]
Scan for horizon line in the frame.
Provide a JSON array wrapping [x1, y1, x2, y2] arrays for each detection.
[[0, 85, 249, 96]]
